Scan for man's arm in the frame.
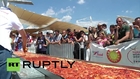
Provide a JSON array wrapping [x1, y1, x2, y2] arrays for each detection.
[[118, 25, 130, 42], [115, 25, 130, 45], [129, 26, 133, 40], [88, 34, 92, 42], [46, 38, 50, 46], [10, 12, 27, 52], [74, 36, 83, 42], [45, 37, 50, 43], [61, 37, 67, 43], [54, 35, 62, 44], [116, 26, 130, 44], [53, 41, 61, 44], [117, 31, 130, 43]]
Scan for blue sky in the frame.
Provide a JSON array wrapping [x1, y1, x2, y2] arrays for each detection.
[[13, 0, 140, 29]]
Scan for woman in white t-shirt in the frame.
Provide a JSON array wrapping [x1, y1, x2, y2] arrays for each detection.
[[74, 30, 88, 60]]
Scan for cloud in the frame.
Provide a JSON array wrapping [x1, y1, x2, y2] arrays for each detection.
[[42, 6, 75, 17], [57, 6, 74, 15], [41, 7, 56, 16], [42, 6, 75, 22], [60, 15, 72, 22], [77, 0, 85, 4], [122, 10, 133, 13], [76, 17, 108, 27]]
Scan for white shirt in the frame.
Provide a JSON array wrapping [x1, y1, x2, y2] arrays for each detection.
[[80, 35, 88, 48], [54, 34, 62, 42], [0, 7, 23, 50], [83, 35, 88, 41]]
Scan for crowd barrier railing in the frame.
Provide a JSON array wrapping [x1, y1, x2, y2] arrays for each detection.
[[89, 39, 140, 68], [27, 44, 36, 53], [27, 43, 86, 60], [49, 43, 74, 59]]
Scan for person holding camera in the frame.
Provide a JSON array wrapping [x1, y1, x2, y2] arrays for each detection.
[[73, 30, 87, 60]]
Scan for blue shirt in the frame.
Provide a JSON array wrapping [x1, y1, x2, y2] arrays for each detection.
[[133, 28, 140, 38]]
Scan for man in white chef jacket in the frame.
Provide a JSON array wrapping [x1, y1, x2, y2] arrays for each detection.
[[0, 0, 27, 79]]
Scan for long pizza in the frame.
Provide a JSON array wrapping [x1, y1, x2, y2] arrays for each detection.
[[14, 52, 140, 79]]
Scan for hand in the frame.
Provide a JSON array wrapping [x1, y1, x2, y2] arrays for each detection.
[[115, 40, 120, 45], [97, 39, 102, 42], [73, 36, 76, 39], [71, 41, 74, 45], [81, 34, 84, 37], [96, 37, 100, 40], [43, 44, 47, 46], [58, 42, 61, 45], [109, 39, 113, 41], [102, 39, 107, 42], [130, 26, 133, 30], [50, 42, 54, 44], [133, 25, 139, 29], [116, 25, 120, 30], [23, 47, 28, 54]]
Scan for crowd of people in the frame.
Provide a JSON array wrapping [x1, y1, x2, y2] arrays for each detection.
[[10, 17, 140, 61], [1, 0, 139, 78]]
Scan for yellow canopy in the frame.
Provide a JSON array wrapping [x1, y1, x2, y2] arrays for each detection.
[[40, 21, 88, 32], [8, 4, 56, 27], [8, 4, 88, 33]]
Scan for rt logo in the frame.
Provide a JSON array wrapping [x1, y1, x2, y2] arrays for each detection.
[[7, 58, 20, 71]]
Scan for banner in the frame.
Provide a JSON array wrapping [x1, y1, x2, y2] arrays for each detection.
[[90, 39, 140, 68]]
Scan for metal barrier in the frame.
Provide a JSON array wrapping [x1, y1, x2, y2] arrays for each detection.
[[49, 43, 74, 59], [77, 42, 82, 60], [27, 43, 86, 60], [89, 39, 140, 68], [27, 44, 36, 53]]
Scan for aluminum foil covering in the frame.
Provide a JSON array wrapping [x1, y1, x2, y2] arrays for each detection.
[[12, 55, 45, 79]]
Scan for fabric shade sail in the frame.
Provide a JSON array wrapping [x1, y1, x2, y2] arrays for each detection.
[[8, 4, 56, 27], [40, 21, 88, 32], [8, 4, 88, 33]]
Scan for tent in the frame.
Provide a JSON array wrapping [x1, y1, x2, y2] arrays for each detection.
[[8, 4, 56, 27], [40, 21, 88, 32], [8, 4, 88, 33]]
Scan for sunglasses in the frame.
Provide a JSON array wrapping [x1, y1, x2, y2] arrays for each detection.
[[117, 21, 122, 22]]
